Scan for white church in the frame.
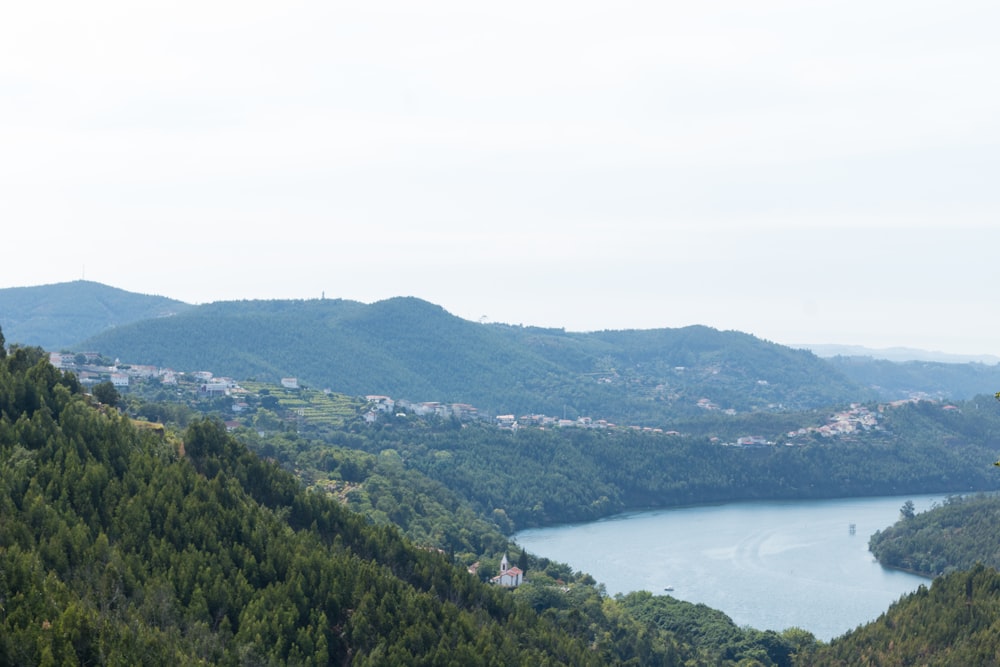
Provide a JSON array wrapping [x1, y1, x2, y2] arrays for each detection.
[[491, 553, 524, 588]]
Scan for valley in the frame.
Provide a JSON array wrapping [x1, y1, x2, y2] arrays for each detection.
[[4, 282, 1000, 664]]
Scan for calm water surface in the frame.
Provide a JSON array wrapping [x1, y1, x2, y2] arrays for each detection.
[[514, 494, 944, 641]]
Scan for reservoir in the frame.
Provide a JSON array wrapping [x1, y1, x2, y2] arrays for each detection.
[[514, 494, 943, 642]]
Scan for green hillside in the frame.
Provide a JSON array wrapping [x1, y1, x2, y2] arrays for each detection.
[[2, 328, 853, 666], [295, 400, 1000, 531], [78, 296, 871, 423], [8, 308, 1000, 664], [827, 355, 1000, 401], [0, 280, 192, 350], [804, 564, 1000, 665], [0, 339, 690, 665], [869, 493, 1000, 577]]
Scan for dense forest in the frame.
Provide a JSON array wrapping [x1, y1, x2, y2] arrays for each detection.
[[259, 398, 1000, 533], [869, 493, 1000, 577], [803, 564, 1000, 665]]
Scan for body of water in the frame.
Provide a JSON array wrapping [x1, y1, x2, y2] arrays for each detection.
[[514, 494, 945, 641]]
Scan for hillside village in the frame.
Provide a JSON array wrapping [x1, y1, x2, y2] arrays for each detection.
[[47, 350, 956, 450]]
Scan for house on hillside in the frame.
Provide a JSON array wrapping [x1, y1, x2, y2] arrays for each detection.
[[496, 415, 516, 428], [491, 554, 523, 588], [280, 377, 299, 389], [200, 382, 228, 396], [736, 435, 769, 447], [366, 395, 395, 412], [126, 364, 160, 379]]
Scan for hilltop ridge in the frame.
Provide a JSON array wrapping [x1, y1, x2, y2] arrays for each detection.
[[0, 280, 192, 349], [75, 296, 868, 422], [4, 281, 1000, 423]]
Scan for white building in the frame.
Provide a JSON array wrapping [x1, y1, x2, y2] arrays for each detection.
[[491, 553, 523, 588]]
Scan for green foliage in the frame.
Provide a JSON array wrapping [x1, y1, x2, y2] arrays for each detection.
[[235, 427, 513, 557], [900, 499, 916, 520], [92, 380, 121, 407], [806, 564, 1000, 665], [6, 340, 922, 667], [340, 406, 1000, 531], [870, 493, 1000, 576], [79, 297, 871, 423], [617, 591, 818, 666], [0, 348, 736, 665]]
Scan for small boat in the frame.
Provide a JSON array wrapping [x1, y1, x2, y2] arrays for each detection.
[[664, 586, 674, 592]]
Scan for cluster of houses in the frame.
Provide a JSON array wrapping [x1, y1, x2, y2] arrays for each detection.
[[495, 413, 680, 435], [49, 352, 182, 388], [363, 396, 481, 424], [55, 352, 953, 451], [723, 404, 883, 447], [48, 353, 296, 416], [364, 394, 682, 436], [785, 403, 881, 440], [696, 397, 737, 415]]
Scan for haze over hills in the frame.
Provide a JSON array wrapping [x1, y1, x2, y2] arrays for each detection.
[[800, 343, 1000, 365], [4, 281, 993, 363], [0, 280, 192, 350], [2, 281, 999, 421], [74, 296, 869, 422]]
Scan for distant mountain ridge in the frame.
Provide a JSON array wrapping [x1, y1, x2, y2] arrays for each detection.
[[75, 294, 869, 421], [3, 281, 996, 421], [799, 343, 1000, 365], [0, 280, 192, 350], [824, 355, 1000, 403]]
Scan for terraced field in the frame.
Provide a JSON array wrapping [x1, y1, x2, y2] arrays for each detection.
[[242, 381, 364, 429]]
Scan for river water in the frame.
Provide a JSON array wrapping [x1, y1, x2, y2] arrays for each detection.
[[514, 494, 944, 641]]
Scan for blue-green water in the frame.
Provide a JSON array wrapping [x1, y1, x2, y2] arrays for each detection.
[[514, 494, 944, 641]]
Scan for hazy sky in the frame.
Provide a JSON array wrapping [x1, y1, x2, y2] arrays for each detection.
[[3, 2, 998, 355]]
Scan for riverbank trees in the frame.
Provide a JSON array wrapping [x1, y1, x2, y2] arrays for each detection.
[[869, 493, 1000, 576], [803, 564, 1000, 665], [308, 405, 1000, 533]]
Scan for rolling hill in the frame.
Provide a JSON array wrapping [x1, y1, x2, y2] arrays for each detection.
[[6, 281, 998, 424], [75, 295, 871, 421], [0, 280, 192, 350], [825, 354, 1000, 402]]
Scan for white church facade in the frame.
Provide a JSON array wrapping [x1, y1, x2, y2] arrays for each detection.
[[491, 553, 524, 588]]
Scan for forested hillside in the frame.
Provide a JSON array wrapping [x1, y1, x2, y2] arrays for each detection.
[[869, 493, 1000, 577], [7, 318, 1000, 663], [78, 296, 870, 422], [0, 332, 829, 665], [0, 280, 191, 350], [7, 281, 998, 420], [803, 564, 1000, 665], [826, 355, 1000, 401], [0, 342, 618, 664], [255, 398, 1000, 532]]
